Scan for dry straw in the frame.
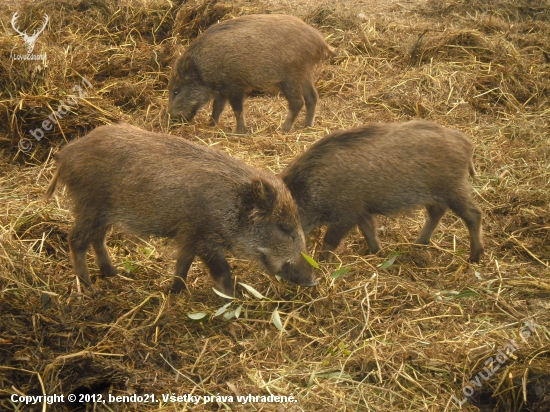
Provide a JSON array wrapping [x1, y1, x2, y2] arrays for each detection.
[[1, 0, 549, 410]]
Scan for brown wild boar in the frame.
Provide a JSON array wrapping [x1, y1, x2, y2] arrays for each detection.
[[281, 120, 484, 263], [168, 14, 333, 133], [45, 123, 317, 297]]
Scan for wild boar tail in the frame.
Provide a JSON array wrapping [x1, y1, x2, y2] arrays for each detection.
[[468, 161, 475, 178], [44, 169, 60, 199], [325, 44, 337, 58]]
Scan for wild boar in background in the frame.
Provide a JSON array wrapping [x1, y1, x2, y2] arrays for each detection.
[[168, 14, 333, 133]]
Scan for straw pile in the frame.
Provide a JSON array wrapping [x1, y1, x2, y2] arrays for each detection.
[[1, 0, 549, 410]]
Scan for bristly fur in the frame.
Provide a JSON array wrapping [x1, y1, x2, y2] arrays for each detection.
[[168, 14, 333, 133], [281, 120, 484, 263], [46, 123, 316, 296]]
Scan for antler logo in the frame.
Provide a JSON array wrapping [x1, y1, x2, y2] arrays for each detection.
[[11, 11, 49, 54]]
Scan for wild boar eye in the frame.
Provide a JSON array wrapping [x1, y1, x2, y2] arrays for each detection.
[[278, 223, 293, 236], [173, 89, 178, 96], [258, 250, 270, 268]]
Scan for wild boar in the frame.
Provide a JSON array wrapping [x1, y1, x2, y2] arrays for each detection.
[[168, 14, 333, 133], [45, 123, 317, 297], [281, 120, 484, 263]]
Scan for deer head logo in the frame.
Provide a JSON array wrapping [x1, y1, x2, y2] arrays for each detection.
[[11, 12, 49, 54]]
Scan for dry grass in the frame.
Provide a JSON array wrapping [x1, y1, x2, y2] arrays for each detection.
[[1, 0, 549, 411]]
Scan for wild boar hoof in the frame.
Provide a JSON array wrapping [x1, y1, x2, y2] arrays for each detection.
[[318, 250, 334, 263], [100, 265, 117, 278], [82, 282, 99, 295], [367, 246, 381, 255], [170, 278, 187, 294], [467, 254, 481, 264]]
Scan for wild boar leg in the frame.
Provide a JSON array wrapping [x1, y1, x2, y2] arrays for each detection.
[[228, 94, 247, 133], [416, 203, 447, 245], [171, 250, 195, 293], [302, 79, 318, 128], [91, 229, 117, 278], [447, 196, 483, 263], [199, 246, 234, 297], [68, 221, 94, 287], [281, 82, 305, 132], [358, 213, 381, 254], [319, 218, 357, 261], [210, 95, 228, 126]]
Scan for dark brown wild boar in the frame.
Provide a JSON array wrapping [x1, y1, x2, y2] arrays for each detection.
[[281, 120, 484, 263], [168, 14, 333, 133], [45, 123, 317, 297]]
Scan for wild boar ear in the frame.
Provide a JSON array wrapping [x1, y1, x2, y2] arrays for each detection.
[[251, 178, 277, 215], [177, 55, 196, 79]]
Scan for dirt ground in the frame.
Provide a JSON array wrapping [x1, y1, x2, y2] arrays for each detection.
[[1, 0, 549, 411]]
